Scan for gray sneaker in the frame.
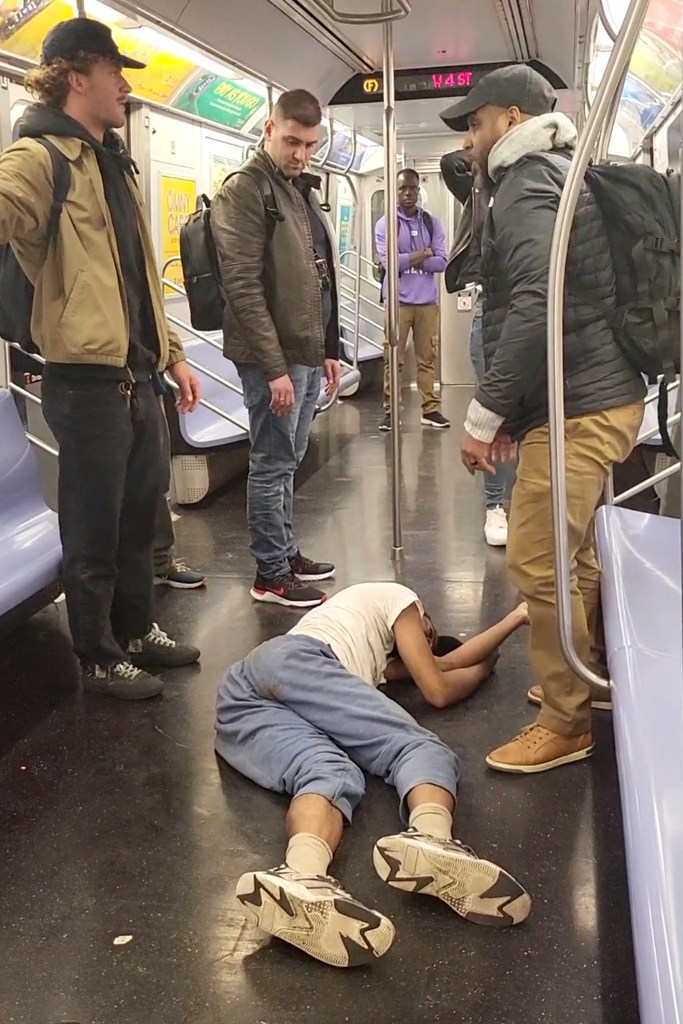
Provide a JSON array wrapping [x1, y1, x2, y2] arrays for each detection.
[[82, 661, 163, 700]]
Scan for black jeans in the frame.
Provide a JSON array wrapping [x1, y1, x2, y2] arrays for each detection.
[[42, 375, 165, 667], [153, 399, 176, 576]]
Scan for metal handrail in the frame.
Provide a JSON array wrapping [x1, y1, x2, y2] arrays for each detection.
[[306, 0, 410, 23], [339, 248, 378, 272], [164, 376, 249, 433], [339, 317, 384, 352], [614, 460, 681, 506], [340, 278, 385, 314], [636, 410, 681, 447], [546, 0, 651, 692], [340, 302, 384, 334]]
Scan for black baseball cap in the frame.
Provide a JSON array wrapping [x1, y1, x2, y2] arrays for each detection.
[[42, 18, 146, 69], [440, 65, 556, 133]]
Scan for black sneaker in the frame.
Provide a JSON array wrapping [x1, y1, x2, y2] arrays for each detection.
[[82, 661, 164, 700], [251, 572, 327, 608], [421, 411, 450, 428], [379, 413, 392, 432], [127, 623, 200, 668], [154, 560, 206, 589], [289, 551, 335, 582]]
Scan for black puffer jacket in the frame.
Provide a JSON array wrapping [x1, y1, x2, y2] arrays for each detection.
[[478, 150, 645, 439]]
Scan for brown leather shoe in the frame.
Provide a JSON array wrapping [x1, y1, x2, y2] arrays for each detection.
[[526, 684, 612, 712], [486, 724, 595, 774]]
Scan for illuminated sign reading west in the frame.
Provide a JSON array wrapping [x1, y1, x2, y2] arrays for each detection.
[[331, 61, 565, 106]]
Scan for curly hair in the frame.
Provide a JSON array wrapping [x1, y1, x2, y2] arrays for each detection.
[[25, 53, 99, 110]]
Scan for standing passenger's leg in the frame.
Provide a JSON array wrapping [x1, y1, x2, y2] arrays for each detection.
[[489, 402, 644, 773], [414, 303, 450, 427], [236, 363, 326, 607], [283, 366, 335, 583], [469, 298, 514, 545]]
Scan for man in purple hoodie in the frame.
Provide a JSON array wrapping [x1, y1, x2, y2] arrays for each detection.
[[375, 169, 449, 431]]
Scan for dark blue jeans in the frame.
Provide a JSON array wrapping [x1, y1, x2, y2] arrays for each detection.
[[236, 363, 320, 579], [469, 299, 517, 509]]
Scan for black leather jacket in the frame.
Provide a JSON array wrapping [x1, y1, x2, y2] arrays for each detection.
[[441, 150, 491, 293]]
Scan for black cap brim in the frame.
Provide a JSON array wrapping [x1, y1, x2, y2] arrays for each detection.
[[118, 54, 146, 70], [440, 93, 481, 133]]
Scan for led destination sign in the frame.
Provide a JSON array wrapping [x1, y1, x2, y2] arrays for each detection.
[[330, 61, 566, 105]]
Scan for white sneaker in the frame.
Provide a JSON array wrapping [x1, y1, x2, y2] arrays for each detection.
[[484, 505, 508, 547], [235, 865, 395, 967], [373, 828, 531, 927]]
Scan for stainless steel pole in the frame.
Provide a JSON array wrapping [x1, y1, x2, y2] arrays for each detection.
[[383, 2, 402, 556], [546, 0, 650, 691]]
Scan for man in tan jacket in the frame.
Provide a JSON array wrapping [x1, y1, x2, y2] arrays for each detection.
[[1, 18, 202, 699]]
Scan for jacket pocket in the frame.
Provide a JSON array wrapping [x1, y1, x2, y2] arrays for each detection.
[[58, 270, 86, 326]]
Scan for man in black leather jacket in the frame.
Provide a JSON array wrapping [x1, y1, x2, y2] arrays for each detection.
[[441, 148, 516, 547], [440, 66, 645, 775]]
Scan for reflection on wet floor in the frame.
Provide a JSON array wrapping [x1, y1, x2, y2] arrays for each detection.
[[0, 388, 639, 1024]]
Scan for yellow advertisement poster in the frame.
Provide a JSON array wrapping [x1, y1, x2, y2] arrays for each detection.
[[0, 1, 73, 62], [160, 174, 196, 294], [110, 29, 197, 107]]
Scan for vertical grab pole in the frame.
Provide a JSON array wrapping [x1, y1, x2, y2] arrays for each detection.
[[547, 0, 650, 690], [383, 0, 403, 557]]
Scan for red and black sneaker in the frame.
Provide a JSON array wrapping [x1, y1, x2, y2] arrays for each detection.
[[250, 572, 327, 608], [289, 551, 336, 582]]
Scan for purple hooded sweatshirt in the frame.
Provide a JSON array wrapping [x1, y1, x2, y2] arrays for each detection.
[[375, 208, 448, 305]]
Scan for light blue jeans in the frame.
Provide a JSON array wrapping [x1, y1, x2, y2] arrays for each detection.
[[215, 634, 462, 823], [469, 299, 517, 509], [236, 363, 320, 580]]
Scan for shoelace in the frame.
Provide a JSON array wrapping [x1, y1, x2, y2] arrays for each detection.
[[112, 662, 143, 680], [405, 829, 477, 859], [172, 560, 193, 574], [518, 724, 554, 748], [146, 623, 176, 647], [274, 867, 347, 893]]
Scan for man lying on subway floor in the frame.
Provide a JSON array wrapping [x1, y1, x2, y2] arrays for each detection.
[[215, 581, 531, 967]]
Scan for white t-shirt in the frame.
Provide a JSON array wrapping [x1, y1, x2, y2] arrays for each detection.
[[288, 582, 422, 687]]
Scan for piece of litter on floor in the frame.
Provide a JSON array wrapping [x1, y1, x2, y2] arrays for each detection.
[[113, 935, 133, 946], [54, 593, 66, 604]]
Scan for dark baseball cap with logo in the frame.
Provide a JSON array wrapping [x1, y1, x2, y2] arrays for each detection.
[[42, 18, 146, 69], [440, 65, 556, 133]]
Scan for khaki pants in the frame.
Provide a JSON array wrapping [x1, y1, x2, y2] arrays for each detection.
[[383, 303, 440, 414], [507, 402, 644, 736]]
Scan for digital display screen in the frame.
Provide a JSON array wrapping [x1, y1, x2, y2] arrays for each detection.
[[330, 61, 565, 106]]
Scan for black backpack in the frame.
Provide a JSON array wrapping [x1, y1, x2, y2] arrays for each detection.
[[375, 210, 435, 302], [180, 165, 283, 333], [0, 137, 70, 364], [583, 163, 680, 456]]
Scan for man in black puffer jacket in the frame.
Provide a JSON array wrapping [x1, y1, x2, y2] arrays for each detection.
[[441, 66, 645, 775]]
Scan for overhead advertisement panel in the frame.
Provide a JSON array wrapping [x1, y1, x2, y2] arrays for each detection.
[[173, 74, 266, 131]]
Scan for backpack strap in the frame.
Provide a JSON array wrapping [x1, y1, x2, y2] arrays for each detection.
[[33, 138, 71, 248], [223, 165, 285, 241]]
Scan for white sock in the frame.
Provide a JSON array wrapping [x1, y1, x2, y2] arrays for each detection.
[[285, 833, 333, 876], [408, 803, 453, 841]]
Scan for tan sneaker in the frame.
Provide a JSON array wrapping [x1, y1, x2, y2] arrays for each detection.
[[526, 684, 612, 712], [486, 724, 595, 774]]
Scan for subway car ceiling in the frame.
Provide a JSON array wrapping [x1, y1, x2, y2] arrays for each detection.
[[121, 0, 590, 137]]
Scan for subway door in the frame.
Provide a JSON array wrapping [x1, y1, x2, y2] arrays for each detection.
[[417, 171, 474, 387]]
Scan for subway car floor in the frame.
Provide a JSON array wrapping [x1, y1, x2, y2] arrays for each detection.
[[0, 387, 639, 1024]]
